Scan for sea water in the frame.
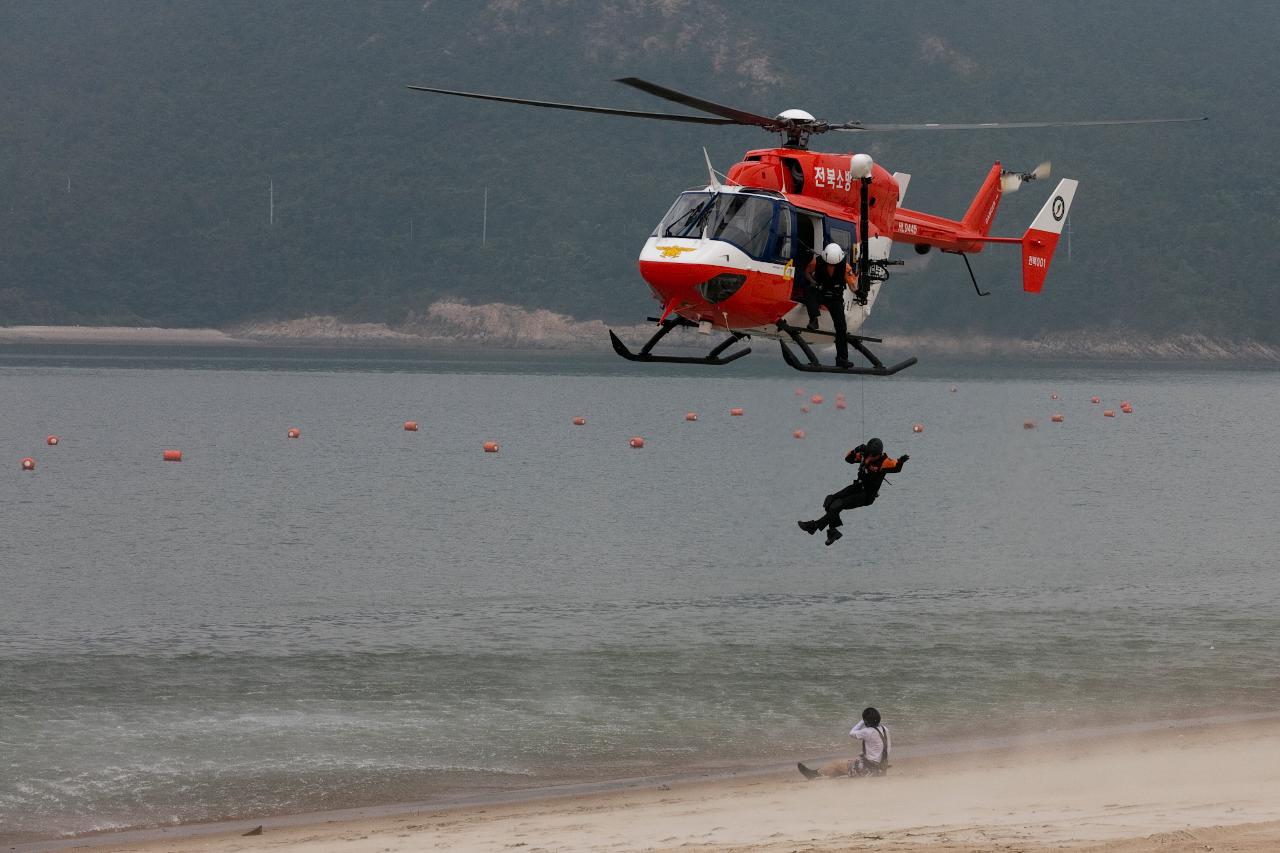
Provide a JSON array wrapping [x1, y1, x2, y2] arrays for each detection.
[[1, 345, 1278, 841]]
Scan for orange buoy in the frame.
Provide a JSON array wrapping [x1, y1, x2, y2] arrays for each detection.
[[1023, 420, 1036, 430], [1120, 405, 1133, 414], [629, 436, 645, 448], [572, 417, 586, 426], [685, 412, 698, 421], [163, 449, 182, 462], [911, 423, 924, 433], [793, 429, 806, 439], [1104, 409, 1116, 417], [795, 388, 804, 396], [730, 407, 744, 416], [21, 457, 35, 471], [835, 401, 846, 410], [287, 428, 301, 439], [810, 394, 823, 405], [1051, 413, 1065, 423], [46, 435, 59, 446], [1050, 393, 1059, 400], [1090, 396, 1101, 404], [404, 421, 420, 431], [800, 405, 809, 413], [483, 441, 499, 453]]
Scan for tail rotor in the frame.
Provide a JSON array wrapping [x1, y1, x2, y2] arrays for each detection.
[[1000, 160, 1051, 194]]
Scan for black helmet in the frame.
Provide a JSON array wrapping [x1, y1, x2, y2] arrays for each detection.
[[865, 438, 884, 456], [862, 707, 881, 727]]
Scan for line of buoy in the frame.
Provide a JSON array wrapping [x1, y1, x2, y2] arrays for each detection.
[[286, 428, 301, 439], [572, 417, 586, 426], [800, 404, 810, 413], [1050, 393, 1059, 401], [21, 457, 35, 471], [1023, 420, 1036, 429], [1091, 396, 1101, 404], [1104, 409, 1116, 418], [483, 441, 499, 453], [810, 394, 823, 405], [730, 407, 744, 416], [1051, 413, 1065, 423], [405, 421, 420, 431], [912, 423, 924, 433], [163, 449, 183, 462], [685, 412, 698, 421], [793, 429, 805, 439], [629, 436, 645, 448], [46, 435, 59, 446]]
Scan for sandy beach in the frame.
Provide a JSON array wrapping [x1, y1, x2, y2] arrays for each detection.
[[40, 717, 1280, 853]]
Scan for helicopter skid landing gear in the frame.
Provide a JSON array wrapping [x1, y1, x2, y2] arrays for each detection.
[[776, 321, 917, 376], [609, 316, 751, 366]]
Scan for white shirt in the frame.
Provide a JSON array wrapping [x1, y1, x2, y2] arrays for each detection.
[[849, 720, 890, 763]]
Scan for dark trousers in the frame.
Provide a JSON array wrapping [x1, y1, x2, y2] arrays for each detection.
[[802, 288, 849, 364], [815, 482, 874, 529]]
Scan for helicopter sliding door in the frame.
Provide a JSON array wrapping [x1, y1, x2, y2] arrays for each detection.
[[793, 212, 824, 300]]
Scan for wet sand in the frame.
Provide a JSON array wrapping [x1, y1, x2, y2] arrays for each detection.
[[35, 717, 1280, 853]]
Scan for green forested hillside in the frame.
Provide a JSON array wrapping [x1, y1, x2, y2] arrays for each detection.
[[0, 1, 1274, 339]]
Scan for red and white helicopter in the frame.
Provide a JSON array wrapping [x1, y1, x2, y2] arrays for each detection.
[[409, 79, 1203, 375]]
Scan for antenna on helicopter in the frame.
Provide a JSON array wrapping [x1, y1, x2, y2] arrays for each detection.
[[702, 147, 722, 191]]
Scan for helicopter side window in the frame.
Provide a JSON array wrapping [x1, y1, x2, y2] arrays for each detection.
[[772, 206, 794, 262], [825, 219, 856, 258]]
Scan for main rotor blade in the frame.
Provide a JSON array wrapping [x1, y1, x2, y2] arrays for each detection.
[[406, 84, 738, 126], [614, 77, 781, 129], [830, 116, 1208, 132]]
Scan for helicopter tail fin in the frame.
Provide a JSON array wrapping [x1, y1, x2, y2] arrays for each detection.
[[959, 163, 1005, 237], [1021, 179, 1078, 293]]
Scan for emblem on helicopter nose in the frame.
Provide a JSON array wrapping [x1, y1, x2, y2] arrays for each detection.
[[657, 245, 699, 258], [1052, 196, 1066, 221]]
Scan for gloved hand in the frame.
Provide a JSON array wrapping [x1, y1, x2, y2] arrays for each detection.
[[897, 454, 910, 466]]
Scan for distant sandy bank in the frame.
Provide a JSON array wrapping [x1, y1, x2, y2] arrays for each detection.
[[0, 325, 245, 346], [4, 301, 1280, 360], [34, 716, 1280, 853]]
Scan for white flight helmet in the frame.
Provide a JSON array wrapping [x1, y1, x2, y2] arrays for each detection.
[[822, 242, 846, 265]]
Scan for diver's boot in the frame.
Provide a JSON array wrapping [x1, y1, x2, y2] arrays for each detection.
[[805, 320, 819, 331], [797, 519, 820, 535], [825, 528, 843, 546], [797, 762, 821, 780]]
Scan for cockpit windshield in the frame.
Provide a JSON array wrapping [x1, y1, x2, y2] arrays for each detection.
[[653, 192, 790, 261]]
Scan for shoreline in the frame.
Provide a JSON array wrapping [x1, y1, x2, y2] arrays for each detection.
[[18, 711, 1280, 853], [3, 321, 1280, 363]]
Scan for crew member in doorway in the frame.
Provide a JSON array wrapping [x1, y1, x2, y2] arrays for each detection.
[[797, 438, 908, 546], [798, 707, 891, 779], [802, 242, 858, 368]]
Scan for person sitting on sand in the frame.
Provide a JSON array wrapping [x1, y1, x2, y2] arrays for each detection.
[[798, 707, 891, 779]]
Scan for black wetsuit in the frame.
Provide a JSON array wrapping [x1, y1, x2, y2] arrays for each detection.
[[813, 447, 907, 531], [803, 260, 850, 365]]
